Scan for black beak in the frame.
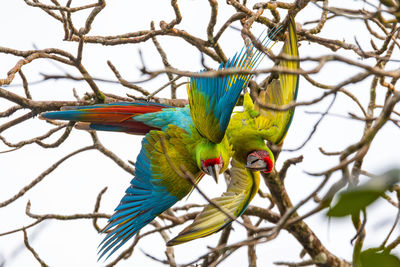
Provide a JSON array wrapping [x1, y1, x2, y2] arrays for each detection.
[[206, 165, 220, 183]]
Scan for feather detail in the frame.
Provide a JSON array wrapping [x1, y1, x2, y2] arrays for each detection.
[[167, 158, 260, 246], [98, 127, 203, 260], [41, 102, 178, 134], [188, 26, 282, 143], [255, 16, 299, 145]]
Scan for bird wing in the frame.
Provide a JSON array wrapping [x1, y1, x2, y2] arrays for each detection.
[[188, 27, 281, 143], [98, 126, 203, 259], [255, 16, 299, 145], [40, 102, 173, 134], [167, 158, 260, 246]]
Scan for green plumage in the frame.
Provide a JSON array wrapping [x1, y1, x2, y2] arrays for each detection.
[[167, 158, 260, 246], [168, 15, 300, 246], [255, 16, 299, 145], [227, 93, 276, 163], [187, 25, 281, 144], [168, 93, 275, 246], [152, 125, 234, 200], [188, 84, 223, 143], [145, 127, 203, 199]]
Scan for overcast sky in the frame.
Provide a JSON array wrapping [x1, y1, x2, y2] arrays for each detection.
[[1, 0, 399, 266]]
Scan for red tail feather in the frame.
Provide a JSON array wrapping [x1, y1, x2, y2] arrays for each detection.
[[58, 103, 167, 134]]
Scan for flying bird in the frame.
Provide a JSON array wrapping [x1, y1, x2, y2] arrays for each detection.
[[167, 16, 299, 245], [40, 25, 281, 259]]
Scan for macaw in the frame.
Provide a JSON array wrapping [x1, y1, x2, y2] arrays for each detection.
[[167, 16, 299, 246], [40, 26, 282, 259]]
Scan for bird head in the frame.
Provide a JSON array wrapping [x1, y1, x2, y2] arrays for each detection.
[[245, 150, 274, 173], [200, 155, 223, 183], [196, 141, 230, 183]]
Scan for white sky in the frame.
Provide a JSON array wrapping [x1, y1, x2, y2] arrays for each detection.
[[0, 0, 399, 266]]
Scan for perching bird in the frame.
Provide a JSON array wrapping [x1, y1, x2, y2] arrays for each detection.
[[40, 26, 282, 259], [167, 16, 299, 245]]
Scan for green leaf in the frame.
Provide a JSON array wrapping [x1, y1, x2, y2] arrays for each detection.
[[360, 250, 400, 267], [327, 169, 400, 217], [327, 190, 380, 217]]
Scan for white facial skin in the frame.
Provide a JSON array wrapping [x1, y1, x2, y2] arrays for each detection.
[[245, 150, 273, 173], [201, 155, 223, 183]]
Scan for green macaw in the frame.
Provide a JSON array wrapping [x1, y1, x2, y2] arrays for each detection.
[[40, 26, 282, 259], [167, 16, 299, 246]]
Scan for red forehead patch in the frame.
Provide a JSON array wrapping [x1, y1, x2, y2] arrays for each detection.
[[248, 150, 268, 159], [203, 157, 221, 167]]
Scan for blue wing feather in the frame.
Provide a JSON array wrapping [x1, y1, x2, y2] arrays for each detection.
[[188, 26, 282, 142], [98, 125, 202, 260], [98, 136, 179, 260]]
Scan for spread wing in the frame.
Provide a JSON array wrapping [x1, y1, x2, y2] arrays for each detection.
[[188, 27, 281, 143], [167, 158, 260, 246], [255, 16, 299, 145], [98, 126, 203, 259]]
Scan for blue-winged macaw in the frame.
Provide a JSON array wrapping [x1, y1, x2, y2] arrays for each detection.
[[167, 16, 299, 245], [40, 26, 281, 259]]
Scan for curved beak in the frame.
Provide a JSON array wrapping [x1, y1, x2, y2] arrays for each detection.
[[206, 165, 220, 183], [245, 155, 267, 171]]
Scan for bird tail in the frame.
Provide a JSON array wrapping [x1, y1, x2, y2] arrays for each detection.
[[40, 102, 170, 134]]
